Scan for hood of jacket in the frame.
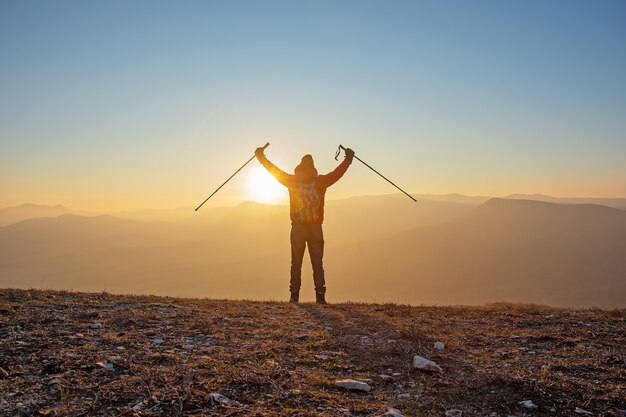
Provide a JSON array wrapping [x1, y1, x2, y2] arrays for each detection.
[[294, 154, 318, 182]]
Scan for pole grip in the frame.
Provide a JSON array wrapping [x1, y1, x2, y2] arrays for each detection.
[[262, 142, 270, 150], [335, 144, 348, 161]]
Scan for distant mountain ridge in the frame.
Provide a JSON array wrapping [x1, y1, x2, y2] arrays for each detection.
[[503, 194, 626, 210], [3, 193, 625, 227], [1, 197, 625, 307], [0, 203, 74, 227]]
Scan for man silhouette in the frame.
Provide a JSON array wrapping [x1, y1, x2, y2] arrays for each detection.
[[255, 146, 354, 304]]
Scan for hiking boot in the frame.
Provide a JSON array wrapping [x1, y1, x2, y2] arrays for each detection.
[[289, 292, 299, 303], [315, 293, 327, 305]]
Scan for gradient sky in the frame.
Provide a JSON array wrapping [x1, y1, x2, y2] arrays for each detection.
[[1, 0, 625, 211]]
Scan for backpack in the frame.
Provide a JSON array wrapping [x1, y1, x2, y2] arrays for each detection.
[[294, 180, 320, 223]]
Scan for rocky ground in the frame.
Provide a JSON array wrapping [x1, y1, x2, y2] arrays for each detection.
[[0, 289, 624, 417]]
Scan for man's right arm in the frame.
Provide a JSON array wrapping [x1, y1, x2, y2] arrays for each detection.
[[255, 148, 293, 187]]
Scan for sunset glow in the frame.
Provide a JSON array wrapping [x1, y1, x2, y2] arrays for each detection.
[[1, 1, 625, 212], [246, 166, 287, 204]]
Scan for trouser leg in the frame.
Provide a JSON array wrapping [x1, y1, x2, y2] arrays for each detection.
[[290, 224, 307, 294], [308, 224, 325, 295]]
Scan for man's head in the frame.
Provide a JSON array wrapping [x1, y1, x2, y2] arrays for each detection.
[[300, 154, 314, 167], [294, 154, 318, 181]]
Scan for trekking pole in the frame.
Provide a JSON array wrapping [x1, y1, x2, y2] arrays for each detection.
[[195, 142, 270, 211], [335, 144, 417, 202]]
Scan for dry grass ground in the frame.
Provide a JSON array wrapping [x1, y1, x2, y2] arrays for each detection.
[[0, 289, 624, 416]]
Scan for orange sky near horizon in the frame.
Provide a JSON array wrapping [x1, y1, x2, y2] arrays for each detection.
[[2, 2, 625, 212]]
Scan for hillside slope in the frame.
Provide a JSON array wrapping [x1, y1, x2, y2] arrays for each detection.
[[0, 289, 623, 417], [331, 199, 626, 308]]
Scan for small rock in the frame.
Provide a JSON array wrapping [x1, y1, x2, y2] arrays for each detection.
[[360, 336, 372, 345], [445, 410, 462, 417], [379, 374, 393, 381], [335, 379, 371, 392], [376, 407, 405, 417], [574, 344, 586, 350], [95, 361, 114, 370], [151, 338, 164, 345], [90, 323, 102, 330], [575, 408, 592, 415], [434, 341, 445, 350], [210, 392, 240, 406], [397, 393, 410, 399], [314, 354, 330, 360], [131, 402, 145, 411], [413, 355, 443, 373], [295, 334, 308, 340], [519, 400, 538, 409], [182, 344, 194, 350]]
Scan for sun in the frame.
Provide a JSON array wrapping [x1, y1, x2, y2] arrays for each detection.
[[246, 166, 287, 204]]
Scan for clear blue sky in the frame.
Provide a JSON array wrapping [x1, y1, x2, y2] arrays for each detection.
[[1, 0, 625, 210]]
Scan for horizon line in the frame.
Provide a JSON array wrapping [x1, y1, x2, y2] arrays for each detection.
[[3, 192, 626, 213]]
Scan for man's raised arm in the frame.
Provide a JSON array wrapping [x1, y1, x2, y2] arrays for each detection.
[[255, 147, 294, 187], [318, 148, 354, 188]]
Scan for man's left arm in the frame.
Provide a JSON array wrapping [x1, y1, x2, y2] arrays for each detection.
[[318, 148, 354, 188]]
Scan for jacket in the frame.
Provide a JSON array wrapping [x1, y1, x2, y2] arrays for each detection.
[[256, 153, 353, 224]]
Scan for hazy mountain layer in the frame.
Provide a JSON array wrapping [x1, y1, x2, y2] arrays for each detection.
[[1, 197, 624, 307], [329, 199, 626, 307], [0, 204, 73, 227]]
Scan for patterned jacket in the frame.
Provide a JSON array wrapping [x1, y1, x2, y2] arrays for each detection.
[[256, 153, 353, 224]]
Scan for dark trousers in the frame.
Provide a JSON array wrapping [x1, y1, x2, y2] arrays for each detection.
[[290, 223, 325, 295]]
